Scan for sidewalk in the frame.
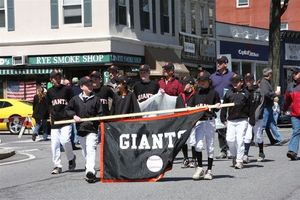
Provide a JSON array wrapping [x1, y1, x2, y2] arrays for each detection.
[[0, 148, 15, 160]]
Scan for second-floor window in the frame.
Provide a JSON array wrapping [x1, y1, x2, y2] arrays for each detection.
[[191, 1, 196, 34], [0, 0, 5, 28], [142, 0, 150, 29], [63, 0, 82, 24], [237, 0, 249, 7], [162, 0, 169, 33], [281, 22, 288, 30], [180, 0, 186, 32], [118, 0, 127, 25]]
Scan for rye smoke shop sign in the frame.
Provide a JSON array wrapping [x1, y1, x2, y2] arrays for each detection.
[[28, 54, 143, 65]]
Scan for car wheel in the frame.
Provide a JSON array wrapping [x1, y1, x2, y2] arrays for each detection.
[[7, 115, 23, 134]]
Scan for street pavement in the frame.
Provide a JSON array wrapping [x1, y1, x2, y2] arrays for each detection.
[[0, 128, 299, 200]]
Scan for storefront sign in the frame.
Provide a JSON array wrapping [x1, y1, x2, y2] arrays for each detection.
[[220, 41, 268, 61], [28, 53, 143, 65], [184, 42, 195, 54], [285, 43, 300, 61], [0, 57, 12, 66]]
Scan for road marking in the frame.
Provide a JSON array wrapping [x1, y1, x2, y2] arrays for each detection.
[[0, 152, 36, 166]]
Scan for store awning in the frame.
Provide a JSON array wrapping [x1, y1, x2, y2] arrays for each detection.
[[0, 68, 53, 75], [145, 47, 189, 77]]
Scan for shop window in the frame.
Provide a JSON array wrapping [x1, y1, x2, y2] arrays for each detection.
[[0, 0, 5, 28], [63, 0, 82, 24], [0, 80, 3, 98], [237, 0, 249, 8], [241, 62, 252, 76], [256, 64, 268, 81], [232, 62, 240, 75]]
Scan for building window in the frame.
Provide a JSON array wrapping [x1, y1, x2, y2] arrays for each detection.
[[180, 0, 186, 32], [236, 0, 249, 7], [0, 0, 5, 28], [280, 22, 288, 30], [118, 0, 127, 25], [63, 0, 82, 24], [162, 0, 169, 33], [142, 0, 150, 29], [191, 1, 196, 34]]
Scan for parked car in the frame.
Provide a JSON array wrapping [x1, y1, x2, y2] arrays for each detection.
[[0, 99, 35, 134]]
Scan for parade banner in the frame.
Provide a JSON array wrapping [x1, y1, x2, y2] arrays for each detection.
[[99, 107, 207, 182]]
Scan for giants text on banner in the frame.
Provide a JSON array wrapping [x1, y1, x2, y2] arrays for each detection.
[[100, 107, 207, 182]]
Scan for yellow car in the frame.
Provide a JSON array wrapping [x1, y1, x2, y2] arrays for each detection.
[[0, 99, 36, 134]]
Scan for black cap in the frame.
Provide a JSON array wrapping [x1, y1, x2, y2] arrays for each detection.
[[139, 64, 150, 72], [231, 75, 244, 83], [79, 76, 93, 86], [50, 70, 62, 79], [244, 73, 254, 80], [292, 66, 300, 73], [90, 71, 101, 78], [197, 71, 211, 81], [108, 65, 119, 72], [182, 76, 195, 85], [116, 75, 129, 85], [162, 62, 175, 71], [217, 56, 229, 64]]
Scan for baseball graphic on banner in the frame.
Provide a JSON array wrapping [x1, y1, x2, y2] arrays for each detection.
[[146, 155, 163, 172]]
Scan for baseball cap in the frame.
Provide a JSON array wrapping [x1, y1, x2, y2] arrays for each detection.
[[139, 64, 150, 72], [116, 75, 129, 85], [217, 56, 229, 64], [79, 76, 93, 86], [72, 77, 79, 84], [231, 75, 244, 83], [162, 62, 175, 71], [197, 71, 211, 81], [50, 70, 62, 79], [89, 71, 101, 78], [182, 76, 195, 85], [108, 65, 119, 72]]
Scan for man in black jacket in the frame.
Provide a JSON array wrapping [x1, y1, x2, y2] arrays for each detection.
[[66, 76, 103, 183]]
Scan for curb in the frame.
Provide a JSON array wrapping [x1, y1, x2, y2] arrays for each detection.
[[0, 148, 16, 160]]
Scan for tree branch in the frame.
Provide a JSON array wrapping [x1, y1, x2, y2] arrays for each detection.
[[280, 0, 289, 16]]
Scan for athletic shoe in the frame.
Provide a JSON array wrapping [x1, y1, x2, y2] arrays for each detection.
[[192, 167, 205, 180], [215, 152, 227, 159], [51, 167, 62, 174], [235, 162, 243, 169], [85, 171, 96, 183], [32, 134, 37, 141], [68, 155, 76, 171], [181, 158, 190, 168], [257, 152, 265, 162], [242, 155, 249, 164], [189, 159, 197, 168], [204, 170, 213, 180], [287, 151, 297, 160]]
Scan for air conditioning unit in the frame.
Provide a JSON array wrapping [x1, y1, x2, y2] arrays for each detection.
[[12, 56, 28, 66]]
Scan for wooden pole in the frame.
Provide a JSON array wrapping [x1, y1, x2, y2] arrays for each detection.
[[54, 103, 235, 125]]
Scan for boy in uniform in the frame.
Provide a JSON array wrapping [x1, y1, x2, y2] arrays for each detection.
[[191, 71, 220, 180], [221, 75, 250, 169], [47, 70, 76, 174], [66, 76, 103, 183]]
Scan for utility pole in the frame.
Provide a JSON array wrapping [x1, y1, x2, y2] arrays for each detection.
[[268, 0, 289, 88]]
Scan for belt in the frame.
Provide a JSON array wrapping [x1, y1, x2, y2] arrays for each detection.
[[199, 117, 214, 121]]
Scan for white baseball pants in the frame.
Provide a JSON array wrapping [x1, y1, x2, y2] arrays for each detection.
[[244, 119, 264, 144], [51, 125, 75, 168], [78, 133, 98, 175], [226, 119, 248, 163]]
